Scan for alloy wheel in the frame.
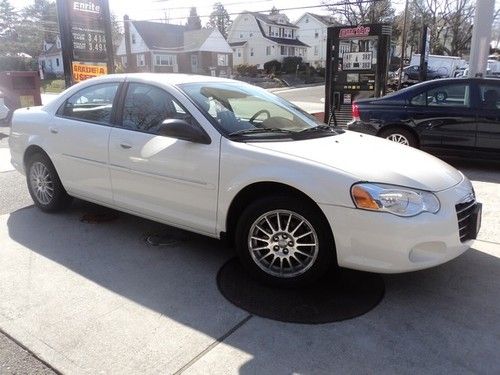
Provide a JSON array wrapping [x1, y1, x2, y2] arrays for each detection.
[[386, 133, 410, 145], [248, 209, 319, 278], [29, 162, 54, 205]]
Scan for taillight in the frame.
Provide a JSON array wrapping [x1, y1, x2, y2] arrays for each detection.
[[352, 102, 360, 120]]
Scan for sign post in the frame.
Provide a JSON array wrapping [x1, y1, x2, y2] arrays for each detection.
[[56, 0, 114, 87]]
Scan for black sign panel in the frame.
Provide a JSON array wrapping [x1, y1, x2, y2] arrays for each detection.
[[57, 0, 114, 86]]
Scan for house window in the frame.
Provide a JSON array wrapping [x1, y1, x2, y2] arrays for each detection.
[[155, 54, 175, 66], [249, 32, 253, 37], [305, 17, 309, 23], [56, 58, 60, 67], [314, 46, 319, 55], [217, 54, 228, 66], [121, 56, 127, 65], [280, 46, 287, 55], [315, 30, 319, 38], [291, 30, 294, 38], [250, 48, 254, 57], [240, 33, 243, 38], [237, 49, 241, 57], [266, 46, 271, 55], [268, 26, 271, 35], [56, 38, 61, 49], [288, 47, 294, 56], [137, 54, 145, 66], [131, 33, 136, 44]]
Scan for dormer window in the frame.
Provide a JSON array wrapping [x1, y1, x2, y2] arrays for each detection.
[[305, 17, 309, 23], [131, 33, 136, 44]]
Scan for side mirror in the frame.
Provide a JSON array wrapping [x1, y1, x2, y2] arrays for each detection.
[[158, 119, 211, 144]]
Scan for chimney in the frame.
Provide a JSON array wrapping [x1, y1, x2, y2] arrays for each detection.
[[123, 15, 136, 72]]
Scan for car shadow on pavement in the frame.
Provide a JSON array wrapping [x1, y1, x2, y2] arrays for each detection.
[[3, 201, 500, 373]]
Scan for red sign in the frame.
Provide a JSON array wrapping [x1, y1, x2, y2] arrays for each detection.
[[339, 26, 371, 38]]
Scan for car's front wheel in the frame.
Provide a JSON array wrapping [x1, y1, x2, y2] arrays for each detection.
[[26, 152, 72, 212], [235, 196, 335, 287]]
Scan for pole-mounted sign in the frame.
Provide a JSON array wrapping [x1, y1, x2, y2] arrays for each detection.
[[56, 0, 114, 87]]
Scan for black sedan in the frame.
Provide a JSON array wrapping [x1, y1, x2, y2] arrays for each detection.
[[347, 78, 500, 160]]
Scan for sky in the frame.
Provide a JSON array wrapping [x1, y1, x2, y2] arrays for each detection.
[[11, 0, 407, 26]]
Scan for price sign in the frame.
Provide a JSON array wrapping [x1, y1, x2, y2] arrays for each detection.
[[343, 52, 372, 70], [57, 0, 114, 85]]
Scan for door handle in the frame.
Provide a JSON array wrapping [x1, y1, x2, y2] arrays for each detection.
[[49, 127, 58, 134], [120, 142, 132, 149]]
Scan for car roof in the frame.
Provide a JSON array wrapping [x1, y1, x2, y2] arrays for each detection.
[[90, 73, 238, 86]]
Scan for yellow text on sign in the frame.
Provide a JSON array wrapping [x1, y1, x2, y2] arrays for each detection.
[[72, 62, 107, 83]]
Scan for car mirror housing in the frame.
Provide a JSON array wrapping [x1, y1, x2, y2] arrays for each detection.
[[158, 119, 211, 145]]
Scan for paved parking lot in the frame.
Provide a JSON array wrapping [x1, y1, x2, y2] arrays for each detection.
[[0, 125, 499, 374]]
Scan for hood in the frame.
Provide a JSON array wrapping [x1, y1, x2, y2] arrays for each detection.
[[250, 131, 463, 192]]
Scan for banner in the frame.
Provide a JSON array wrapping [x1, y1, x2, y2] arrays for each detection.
[[72, 62, 108, 82]]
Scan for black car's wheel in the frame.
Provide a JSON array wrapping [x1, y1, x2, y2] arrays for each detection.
[[26, 152, 72, 212], [235, 196, 335, 287], [379, 128, 418, 148]]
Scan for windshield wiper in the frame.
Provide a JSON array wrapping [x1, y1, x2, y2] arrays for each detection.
[[229, 128, 295, 137], [298, 125, 336, 134]]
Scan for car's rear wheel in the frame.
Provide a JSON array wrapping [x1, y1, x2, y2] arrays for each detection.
[[235, 196, 335, 287], [26, 153, 72, 212], [380, 128, 417, 147]]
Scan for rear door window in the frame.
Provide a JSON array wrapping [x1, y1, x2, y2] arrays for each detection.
[[410, 83, 470, 108], [58, 83, 119, 124]]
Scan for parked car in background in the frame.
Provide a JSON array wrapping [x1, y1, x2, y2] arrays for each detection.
[[0, 89, 10, 124], [9, 74, 481, 287], [403, 65, 446, 81], [348, 78, 500, 160]]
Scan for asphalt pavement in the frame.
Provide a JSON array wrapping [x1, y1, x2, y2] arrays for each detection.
[[0, 96, 499, 374]]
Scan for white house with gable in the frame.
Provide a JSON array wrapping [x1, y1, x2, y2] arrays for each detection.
[[295, 13, 337, 68], [227, 12, 309, 68]]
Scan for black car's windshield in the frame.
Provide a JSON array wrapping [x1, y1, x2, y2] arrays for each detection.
[[180, 82, 341, 140]]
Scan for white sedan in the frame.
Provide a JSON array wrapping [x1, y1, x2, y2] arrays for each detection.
[[9, 74, 481, 287]]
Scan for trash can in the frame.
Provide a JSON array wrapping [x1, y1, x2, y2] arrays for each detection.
[[0, 71, 42, 125]]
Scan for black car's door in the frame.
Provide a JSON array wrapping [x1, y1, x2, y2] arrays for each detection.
[[475, 81, 500, 160], [408, 82, 476, 156]]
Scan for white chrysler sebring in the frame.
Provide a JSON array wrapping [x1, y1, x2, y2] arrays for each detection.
[[9, 74, 481, 286]]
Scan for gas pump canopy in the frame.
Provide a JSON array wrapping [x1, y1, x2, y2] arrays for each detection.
[[324, 23, 392, 124]]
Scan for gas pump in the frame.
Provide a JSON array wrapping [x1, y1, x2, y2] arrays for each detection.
[[324, 24, 392, 126]]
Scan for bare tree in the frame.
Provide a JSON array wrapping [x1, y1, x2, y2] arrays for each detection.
[[324, 0, 394, 25]]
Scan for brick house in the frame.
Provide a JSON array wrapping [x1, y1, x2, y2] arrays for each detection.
[[116, 20, 233, 77]]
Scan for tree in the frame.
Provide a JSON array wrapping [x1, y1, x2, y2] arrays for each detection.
[[0, 0, 19, 55], [207, 2, 231, 38], [186, 7, 202, 30], [324, 0, 394, 25], [16, 0, 58, 58]]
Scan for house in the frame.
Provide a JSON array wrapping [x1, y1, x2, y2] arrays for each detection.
[[38, 36, 64, 77], [227, 12, 309, 68], [294, 13, 337, 68], [116, 20, 233, 77]]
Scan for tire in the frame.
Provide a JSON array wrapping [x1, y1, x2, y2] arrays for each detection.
[[379, 127, 418, 148], [235, 196, 335, 287], [26, 152, 72, 212]]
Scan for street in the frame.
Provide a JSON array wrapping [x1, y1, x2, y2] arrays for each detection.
[[0, 98, 499, 373]]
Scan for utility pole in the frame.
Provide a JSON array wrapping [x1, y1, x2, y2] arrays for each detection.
[[468, 0, 495, 77], [123, 15, 136, 73], [398, 0, 409, 90]]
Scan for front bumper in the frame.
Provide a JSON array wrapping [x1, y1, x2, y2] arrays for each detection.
[[320, 177, 478, 273], [346, 120, 378, 136]]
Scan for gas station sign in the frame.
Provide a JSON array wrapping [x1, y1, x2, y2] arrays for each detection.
[[57, 0, 114, 86]]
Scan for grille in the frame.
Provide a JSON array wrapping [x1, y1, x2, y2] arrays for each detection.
[[455, 200, 476, 242]]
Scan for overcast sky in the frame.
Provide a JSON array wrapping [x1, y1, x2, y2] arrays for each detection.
[[12, 0, 407, 26]]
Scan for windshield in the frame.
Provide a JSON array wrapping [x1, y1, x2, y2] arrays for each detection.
[[179, 82, 340, 140]]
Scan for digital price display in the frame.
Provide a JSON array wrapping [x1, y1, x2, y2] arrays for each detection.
[[70, 0, 109, 62], [342, 52, 372, 70]]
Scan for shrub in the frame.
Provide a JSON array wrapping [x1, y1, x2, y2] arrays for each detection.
[[235, 64, 258, 77], [0, 56, 37, 72], [282, 56, 305, 73], [263, 59, 281, 74]]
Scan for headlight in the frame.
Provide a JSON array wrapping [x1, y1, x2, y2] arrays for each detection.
[[351, 183, 440, 217]]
